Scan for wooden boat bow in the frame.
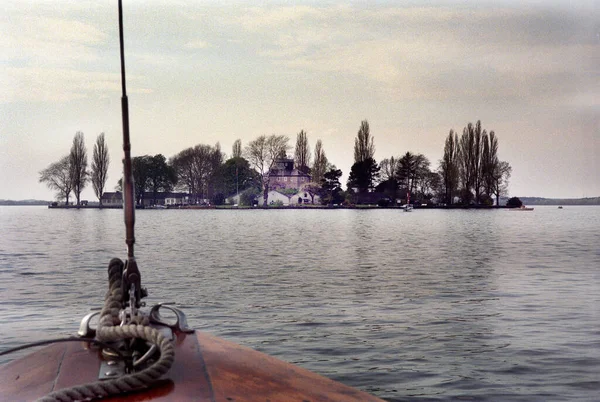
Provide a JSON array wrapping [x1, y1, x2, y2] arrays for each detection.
[[0, 328, 383, 401]]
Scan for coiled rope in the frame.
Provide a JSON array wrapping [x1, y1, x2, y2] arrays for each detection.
[[37, 258, 175, 402]]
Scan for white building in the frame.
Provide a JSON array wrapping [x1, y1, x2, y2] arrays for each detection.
[[257, 190, 293, 206], [256, 188, 321, 206]]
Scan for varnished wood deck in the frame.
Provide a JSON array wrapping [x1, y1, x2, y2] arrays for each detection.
[[0, 330, 383, 401]]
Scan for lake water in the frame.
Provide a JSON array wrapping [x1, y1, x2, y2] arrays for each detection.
[[1, 206, 599, 401]]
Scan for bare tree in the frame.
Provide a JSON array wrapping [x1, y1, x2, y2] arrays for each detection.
[[439, 130, 460, 205], [380, 156, 399, 182], [379, 156, 400, 202], [170, 148, 196, 197], [170, 143, 223, 204], [91, 133, 110, 205], [69, 131, 88, 206], [190, 144, 213, 203], [396, 152, 430, 198], [132, 155, 152, 205], [232, 139, 242, 159], [413, 154, 432, 198], [245, 134, 289, 206], [206, 143, 225, 201], [294, 130, 310, 173], [458, 120, 497, 204], [353, 120, 375, 163], [491, 161, 512, 206], [458, 123, 475, 204], [311, 139, 328, 184], [39, 155, 73, 204], [482, 131, 499, 199], [301, 182, 321, 204], [472, 121, 485, 203], [349, 120, 378, 195], [416, 171, 441, 201]]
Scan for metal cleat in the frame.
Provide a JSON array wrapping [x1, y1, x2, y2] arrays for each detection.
[[149, 303, 194, 333], [77, 311, 100, 338]]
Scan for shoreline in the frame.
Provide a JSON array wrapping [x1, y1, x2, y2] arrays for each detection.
[[46, 204, 512, 210]]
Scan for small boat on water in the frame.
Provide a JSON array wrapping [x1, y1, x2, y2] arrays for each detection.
[[510, 205, 534, 211], [0, 3, 384, 401], [403, 191, 413, 212]]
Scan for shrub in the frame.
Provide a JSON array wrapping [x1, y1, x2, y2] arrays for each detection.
[[506, 197, 523, 208], [377, 198, 390, 207], [480, 194, 493, 206], [212, 192, 225, 206], [240, 187, 260, 206]]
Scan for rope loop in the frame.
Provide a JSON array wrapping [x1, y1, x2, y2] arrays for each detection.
[[37, 258, 175, 402]]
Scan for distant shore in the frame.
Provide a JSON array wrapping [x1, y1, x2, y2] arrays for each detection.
[[0, 200, 49, 206], [46, 204, 121, 209], [518, 197, 600, 206]]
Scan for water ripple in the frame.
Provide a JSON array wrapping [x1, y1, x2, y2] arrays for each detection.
[[0, 206, 599, 401]]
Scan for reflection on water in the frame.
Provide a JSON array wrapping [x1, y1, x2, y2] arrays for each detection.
[[0, 206, 599, 401]]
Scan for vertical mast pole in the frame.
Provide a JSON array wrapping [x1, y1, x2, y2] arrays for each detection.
[[118, 0, 141, 302], [119, 0, 135, 260]]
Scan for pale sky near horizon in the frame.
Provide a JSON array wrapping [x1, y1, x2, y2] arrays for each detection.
[[1, 0, 598, 201]]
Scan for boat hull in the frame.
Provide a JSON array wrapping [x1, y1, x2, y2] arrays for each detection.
[[0, 330, 383, 401]]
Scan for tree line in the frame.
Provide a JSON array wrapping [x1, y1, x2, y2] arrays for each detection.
[[39, 132, 109, 205], [165, 133, 335, 206], [40, 120, 512, 207], [40, 130, 336, 207], [345, 119, 512, 206]]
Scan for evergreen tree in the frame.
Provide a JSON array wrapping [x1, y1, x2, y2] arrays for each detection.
[[320, 168, 343, 206], [348, 157, 380, 193]]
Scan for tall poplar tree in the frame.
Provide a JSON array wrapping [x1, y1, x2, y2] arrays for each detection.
[[482, 131, 499, 199], [69, 131, 88, 206], [232, 139, 242, 158], [439, 130, 460, 205], [350, 120, 378, 193], [459, 123, 475, 204], [311, 139, 328, 184], [294, 130, 310, 173], [472, 121, 485, 203], [353, 120, 375, 163], [91, 133, 110, 205]]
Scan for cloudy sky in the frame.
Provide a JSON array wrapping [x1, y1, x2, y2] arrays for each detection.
[[1, 0, 598, 201]]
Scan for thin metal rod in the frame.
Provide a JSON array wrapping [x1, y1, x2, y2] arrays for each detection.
[[118, 0, 135, 259]]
